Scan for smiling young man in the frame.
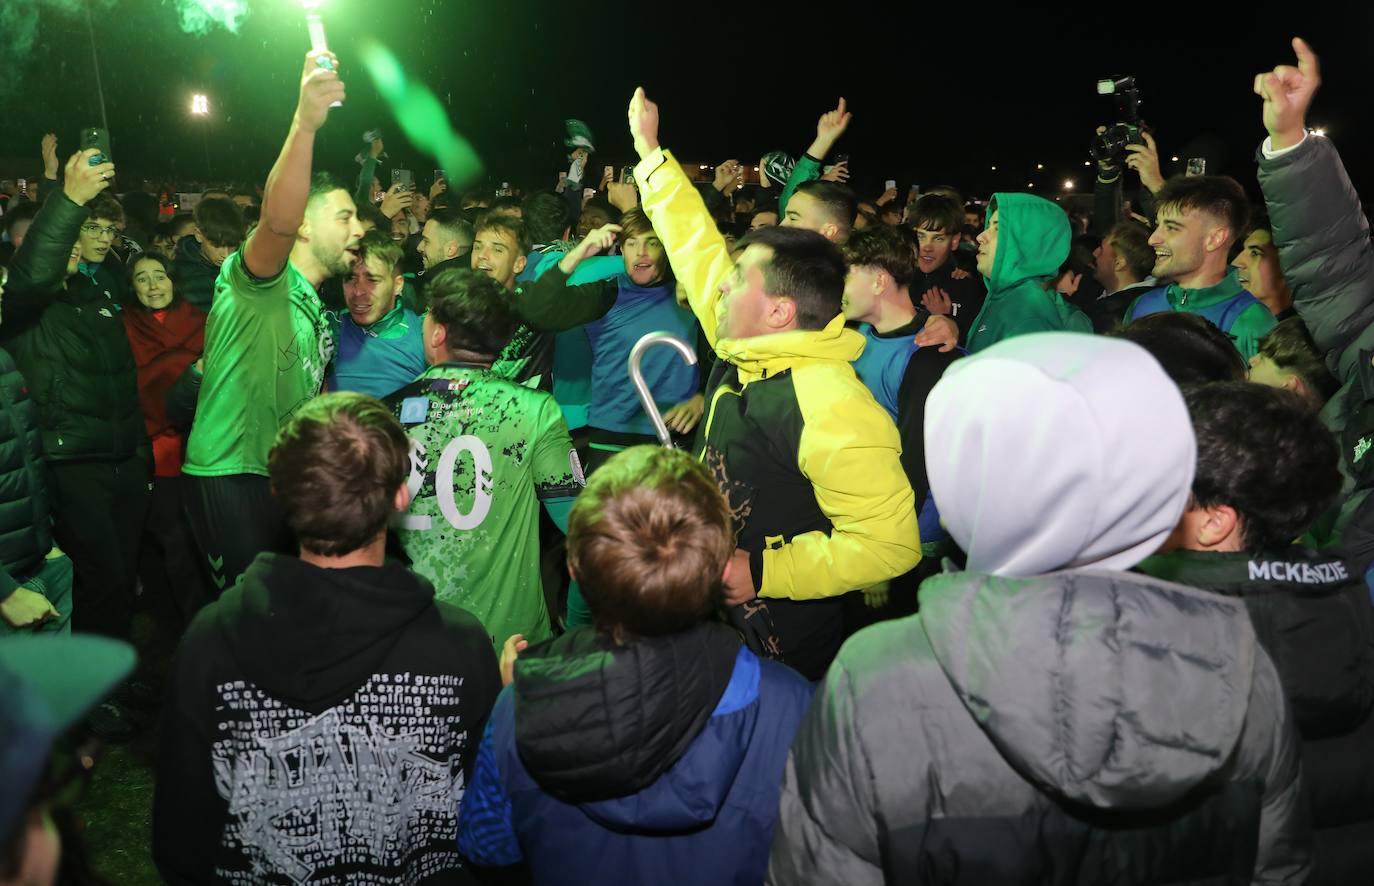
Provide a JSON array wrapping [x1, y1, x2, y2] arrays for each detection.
[[1124, 175, 1275, 361], [72, 193, 127, 306], [513, 209, 702, 473], [327, 231, 426, 399], [181, 49, 364, 593], [627, 87, 920, 681]]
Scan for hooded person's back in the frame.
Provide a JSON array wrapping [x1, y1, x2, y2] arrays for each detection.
[[966, 193, 1092, 353], [768, 334, 1312, 886], [153, 553, 501, 885]]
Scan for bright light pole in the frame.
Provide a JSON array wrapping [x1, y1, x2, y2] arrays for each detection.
[[191, 93, 213, 184]]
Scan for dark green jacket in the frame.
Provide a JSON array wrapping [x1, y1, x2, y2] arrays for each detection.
[[966, 193, 1091, 353], [1, 192, 148, 462], [0, 347, 52, 600]]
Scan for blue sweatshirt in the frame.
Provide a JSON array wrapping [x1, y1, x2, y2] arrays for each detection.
[[327, 301, 427, 399]]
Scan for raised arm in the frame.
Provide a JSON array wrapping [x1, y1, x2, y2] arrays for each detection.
[[511, 224, 620, 332], [779, 98, 851, 215], [4, 149, 111, 318], [1254, 39, 1374, 381], [629, 88, 734, 348], [243, 49, 345, 280]]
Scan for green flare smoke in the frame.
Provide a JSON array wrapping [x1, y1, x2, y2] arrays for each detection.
[[169, 0, 250, 35], [358, 40, 483, 189]]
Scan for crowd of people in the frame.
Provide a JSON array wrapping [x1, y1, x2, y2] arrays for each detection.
[[2, 34, 1373, 886]]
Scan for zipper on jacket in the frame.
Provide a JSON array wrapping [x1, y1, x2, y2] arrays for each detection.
[[698, 384, 741, 459]]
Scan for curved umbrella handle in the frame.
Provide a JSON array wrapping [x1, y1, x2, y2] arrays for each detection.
[[628, 332, 699, 448]]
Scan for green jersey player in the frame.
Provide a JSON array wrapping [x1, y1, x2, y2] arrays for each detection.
[[388, 268, 582, 648]]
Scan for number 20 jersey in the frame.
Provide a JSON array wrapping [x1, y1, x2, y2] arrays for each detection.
[[386, 364, 583, 649]]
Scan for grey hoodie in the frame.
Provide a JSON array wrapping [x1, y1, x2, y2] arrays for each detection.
[[769, 334, 1311, 885]]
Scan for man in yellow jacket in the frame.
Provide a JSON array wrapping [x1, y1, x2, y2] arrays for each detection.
[[628, 88, 920, 679]]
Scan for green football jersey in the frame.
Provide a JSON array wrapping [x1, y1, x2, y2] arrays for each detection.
[[387, 364, 583, 648], [184, 251, 335, 477]]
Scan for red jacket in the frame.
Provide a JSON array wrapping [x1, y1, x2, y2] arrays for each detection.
[[123, 300, 206, 476]]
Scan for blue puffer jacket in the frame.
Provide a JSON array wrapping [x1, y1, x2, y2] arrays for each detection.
[[458, 623, 812, 886]]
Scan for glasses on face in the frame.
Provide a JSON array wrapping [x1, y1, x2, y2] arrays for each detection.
[[80, 224, 118, 239]]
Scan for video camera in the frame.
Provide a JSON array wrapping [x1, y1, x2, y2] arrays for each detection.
[[1089, 76, 1145, 172]]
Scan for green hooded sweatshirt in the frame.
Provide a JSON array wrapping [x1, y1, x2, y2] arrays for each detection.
[[966, 193, 1092, 353]]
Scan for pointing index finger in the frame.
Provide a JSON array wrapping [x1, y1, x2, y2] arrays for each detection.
[[1292, 36, 1319, 79]]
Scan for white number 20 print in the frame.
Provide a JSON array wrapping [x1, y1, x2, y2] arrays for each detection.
[[403, 435, 495, 531]]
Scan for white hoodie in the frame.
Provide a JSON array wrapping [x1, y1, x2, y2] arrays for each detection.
[[923, 332, 1196, 576]]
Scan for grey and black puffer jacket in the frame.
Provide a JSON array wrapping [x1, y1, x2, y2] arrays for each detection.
[[768, 569, 1312, 886], [1, 191, 147, 462]]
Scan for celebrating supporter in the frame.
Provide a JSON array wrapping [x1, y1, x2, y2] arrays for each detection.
[[908, 193, 986, 341], [154, 392, 500, 883], [122, 252, 210, 622], [2, 150, 151, 703], [1124, 175, 1275, 361], [1233, 209, 1295, 320], [181, 50, 364, 592], [965, 194, 1092, 351], [458, 446, 811, 884], [1086, 219, 1156, 332], [771, 334, 1310, 884], [1137, 381, 1373, 884], [629, 87, 920, 680]]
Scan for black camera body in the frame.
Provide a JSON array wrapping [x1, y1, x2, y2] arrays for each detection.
[[1090, 76, 1145, 171]]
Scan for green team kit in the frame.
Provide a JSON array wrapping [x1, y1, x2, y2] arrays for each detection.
[[386, 364, 583, 648]]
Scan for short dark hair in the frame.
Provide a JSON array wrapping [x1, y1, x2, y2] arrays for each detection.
[[427, 207, 474, 248], [193, 197, 245, 248], [1258, 317, 1339, 405], [1105, 220, 1155, 281], [1248, 206, 1273, 237], [426, 268, 520, 358], [579, 197, 622, 226], [521, 191, 572, 244], [86, 192, 124, 226], [356, 229, 404, 279], [357, 202, 389, 232], [474, 213, 533, 255], [568, 446, 732, 639], [1185, 381, 1342, 551], [305, 171, 348, 211], [909, 194, 964, 235], [842, 225, 915, 289], [925, 185, 966, 206], [268, 392, 409, 557], [734, 226, 845, 330], [749, 207, 778, 227], [1154, 175, 1250, 247], [794, 180, 858, 237], [1109, 311, 1247, 385]]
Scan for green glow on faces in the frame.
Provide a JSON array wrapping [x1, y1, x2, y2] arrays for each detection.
[[359, 39, 484, 189]]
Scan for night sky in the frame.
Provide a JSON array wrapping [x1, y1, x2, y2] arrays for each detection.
[[5, 1, 1372, 203]]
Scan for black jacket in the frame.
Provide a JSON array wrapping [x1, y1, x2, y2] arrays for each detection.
[[153, 553, 501, 885], [172, 234, 219, 313], [909, 255, 987, 343], [1138, 547, 1374, 885], [2, 192, 147, 462], [0, 347, 51, 599]]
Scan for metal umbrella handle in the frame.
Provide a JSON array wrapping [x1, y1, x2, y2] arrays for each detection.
[[628, 332, 699, 448]]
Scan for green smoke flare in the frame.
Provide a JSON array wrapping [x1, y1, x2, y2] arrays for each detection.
[[358, 39, 483, 188], [168, 0, 250, 34]]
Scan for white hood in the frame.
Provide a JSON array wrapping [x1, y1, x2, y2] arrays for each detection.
[[924, 333, 1195, 576]]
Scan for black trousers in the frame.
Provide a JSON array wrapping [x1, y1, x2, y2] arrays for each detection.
[[141, 475, 214, 622], [183, 473, 292, 595], [48, 454, 151, 639]]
